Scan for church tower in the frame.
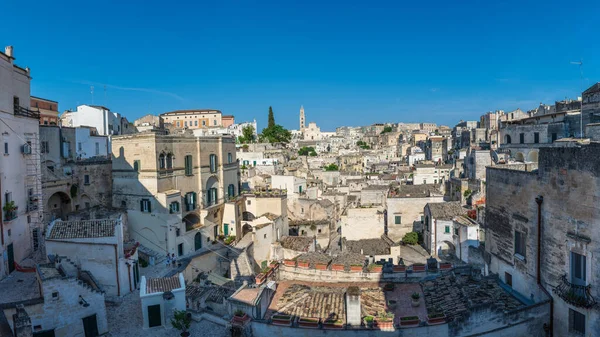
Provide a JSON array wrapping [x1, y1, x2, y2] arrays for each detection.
[[299, 105, 306, 131]]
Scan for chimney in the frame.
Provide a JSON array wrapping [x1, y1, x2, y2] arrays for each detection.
[[5, 46, 13, 58], [345, 287, 362, 326]]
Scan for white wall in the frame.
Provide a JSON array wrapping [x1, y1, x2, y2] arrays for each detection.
[[75, 127, 109, 158], [341, 207, 384, 240], [140, 273, 186, 329], [271, 175, 306, 195]]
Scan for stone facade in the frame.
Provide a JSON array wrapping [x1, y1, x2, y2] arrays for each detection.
[[485, 143, 600, 336]]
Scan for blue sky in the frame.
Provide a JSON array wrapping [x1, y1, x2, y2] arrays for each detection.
[[4, 0, 599, 131]]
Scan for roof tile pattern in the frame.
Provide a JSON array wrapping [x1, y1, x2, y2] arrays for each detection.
[[48, 220, 117, 239], [146, 275, 181, 294]]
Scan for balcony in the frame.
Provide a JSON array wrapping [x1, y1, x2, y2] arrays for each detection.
[[554, 274, 597, 308], [14, 106, 40, 120], [3, 208, 18, 222]]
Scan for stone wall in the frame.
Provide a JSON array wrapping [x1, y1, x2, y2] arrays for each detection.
[[251, 321, 448, 336]]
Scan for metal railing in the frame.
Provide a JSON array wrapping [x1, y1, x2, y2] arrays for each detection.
[[554, 274, 597, 308], [14, 106, 40, 119]]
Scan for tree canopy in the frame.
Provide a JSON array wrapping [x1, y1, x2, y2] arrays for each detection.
[[238, 125, 255, 144], [324, 163, 339, 171], [380, 126, 393, 134], [298, 146, 317, 156], [260, 107, 291, 143]]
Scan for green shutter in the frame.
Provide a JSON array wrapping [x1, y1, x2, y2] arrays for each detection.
[[140, 200, 144, 212]]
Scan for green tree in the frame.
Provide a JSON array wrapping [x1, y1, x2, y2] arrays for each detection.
[[171, 310, 191, 336], [324, 163, 339, 171], [380, 126, 393, 134], [261, 124, 291, 143], [298, 146, 317, 156], [402, 232, 418, 245], [238, 125, 255, 144], [268, 106, 275, 128]]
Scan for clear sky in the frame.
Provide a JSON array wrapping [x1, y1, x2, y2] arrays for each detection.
[[4, 0, 599, 131]]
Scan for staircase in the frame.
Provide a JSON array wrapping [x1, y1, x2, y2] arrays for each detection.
[[229, 234, 255, 283], [135, 242, 167, 265], [24, 133, 44, 261]]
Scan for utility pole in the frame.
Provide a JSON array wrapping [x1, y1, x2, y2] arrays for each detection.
[[571, 60, 583, 138]]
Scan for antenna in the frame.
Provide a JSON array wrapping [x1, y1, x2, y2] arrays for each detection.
[[570, 60, 583, 138], [90, 86, 94, 105]]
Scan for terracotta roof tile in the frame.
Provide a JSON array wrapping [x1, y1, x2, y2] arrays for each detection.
[[146, 275, 182, 294], [47, 220, 117, 240]]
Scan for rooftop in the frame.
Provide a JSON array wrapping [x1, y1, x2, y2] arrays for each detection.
[[453, 215, 479, 227], [344, 236, 396, 256], [426, 202, 466, 220], [160, 109, 222, 116], [230, 287, 262, 305], [47, 219, 117, 240], [0, 272, 41, 307], [295, 252, 332, 268], [389, 184, 442, 198], [279, 236, 314, 251], [146, 275, 182, 294]]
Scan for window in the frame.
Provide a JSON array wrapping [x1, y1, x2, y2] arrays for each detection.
[[228, 153, 233, 163], [184, 121, 188, 127], [51, 291, 59, 299], [133, 160, 141, 172], [166, 154, 173, 169], [4, 142, 8, 155], [159, 154, 166, 169], [505, 272, 513, 287], [534, 132, 539, 144], [185, 192, 197, 211], [84, 175, 90, 185], [140, 199, 151, 212], [13, 96, 19, 110], [195, 121, 198, 126], [228, 184, 235, 198], [394, 215, 401, 224], [209, 154, 217, 173], [85, 202, 90, 209], [519, 133, 524, 144], [170, 201, 180, 214], [78, 142, 82, 151], [420, 216, 424, 223], [264, 233, 267, 239], [207, 188, 218, 206], [178, 243, 184, 256], [454, 228, 459, 235], [569, 309, 585, 335], [41, 141, 49, 153], [184, 155, 193, 175], [95, 142, 100, 155], [301, 207, 304, 214], [514, 231, 526, 258], [213, 120, 217, 126], [247, 200, 251, 205], [202, 120, 206, 126], [444, 225, 450, 234], [551, 133, 557, 142], [570, 252, 586, 285], [121, 200, 126, 208]]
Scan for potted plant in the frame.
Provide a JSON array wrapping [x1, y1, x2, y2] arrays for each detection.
[[383, 283, 394, 292], [297, 259, 309, 269], [232, 309, 249, 324], [331, 263, 345, 271], [411, 292, 421, 307], [298, 317, 320, 328], [412, 263, 426, 272], [350, 264, 363, 272], [255, 273, 266, 285], [368, 264, 383, 273], [171, 309, 192, 337], [3, 201, 17, 221], [315, 262, 328, 270], [272, 314, 292, 326], [387, 300, 397, 310], [400, 316, 420, 327], [363, 315, 375, 328], [284, 259, 296, 267], [427, 312, 446, 325], [323, 318, 343, 329], [393, 265, 406, 272], [439, 262, 453, 270], [377, 311, 394, 330]]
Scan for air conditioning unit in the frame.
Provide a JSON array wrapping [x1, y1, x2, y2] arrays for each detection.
[[22, 143, 32, 154]]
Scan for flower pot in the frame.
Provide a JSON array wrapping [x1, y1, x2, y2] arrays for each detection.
[[387, 300, 397, 310], [332, 264, 345, 271], [272, 315, 292, 326], [323, 319, 344, 329], [393, 265, 406, 272], [315, 263, 328, 270], [369, 265, 383, 273], [284, 259, 296, 267], [297, 261, 309, 269], [255, 273, 266, 285], [383, 283, 394, 292], [350, 265, 363, 272], [378, 320, 394, 330], [412, 264, 426, 272], [427, 314, 446, 325], [400, 316, 420, 328], [298, 317, 320, 328], [180, 332, 190, 337], [439, 263, 452, 271], [411, 298, 420, 307], [232, 313, 249, 324]]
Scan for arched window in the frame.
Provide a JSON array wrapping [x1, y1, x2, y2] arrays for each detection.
[[166, 154, 173, 169], [505, 135, 512, 144], [159, 153, 166, 169]]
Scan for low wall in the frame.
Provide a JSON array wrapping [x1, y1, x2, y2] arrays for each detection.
[[278, 264, 441, 283], [251, 321, 448, 337]]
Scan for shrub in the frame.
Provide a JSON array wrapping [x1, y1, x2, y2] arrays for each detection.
[[402, 232, 419, 245], [171, 309, 191, 333], [234, 309, 245, 317], [364, 316, 374, 323], [139, 258, 148, 268], [411, 292, 420, 300]]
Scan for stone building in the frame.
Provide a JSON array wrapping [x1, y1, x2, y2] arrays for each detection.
[[464, 148, 491, 181], [423, 201, 466, 257], [412, 163, 451, 185], [0, 45, 43, 280], [386, 184, 444, 238], [111, 132, 240, 258], [485, 143, 600, 336], [133, 114, 163, 132], [140, 273, 185, 329], [160, 109, 223, 129], [60, 105, 131, 136], [425, 136, 447, 162], [30, 96, 59, 126], [302, 122, 322, 141]]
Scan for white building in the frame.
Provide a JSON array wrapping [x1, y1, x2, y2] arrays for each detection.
[[140, 274, 186, 329], [423, 202, 466, 257], [303, 122, 322, 141], [270, 175, 306, 195], [412, 163, 452, 185], [229, 120, 258, 139], [0, 46, 43, 280], [75, 126, 110, 158], [451, 216, 481, 264], [45, 216, 139, 297], [61, 105, 126, 136]]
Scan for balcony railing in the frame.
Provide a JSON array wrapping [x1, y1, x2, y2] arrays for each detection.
[[554, 274, 597, 308], [4, 208, 18, 222], [14, 106, 40, 120]]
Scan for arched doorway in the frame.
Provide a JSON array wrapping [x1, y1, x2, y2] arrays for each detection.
[[194, 232, 202, 251], [242, 211, 255, 221], [527, 151, 539, 163], [47, 191, 71, 220], [205, 176, 219, 206], [504, 134, 512, 144], [438, 241, 456, 257], [514, 152, 525, 162], [183, 213, 201, 231], [242, 223, 252, 238]]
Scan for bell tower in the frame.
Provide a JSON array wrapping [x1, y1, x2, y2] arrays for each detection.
[[299, 105, 305, 131]]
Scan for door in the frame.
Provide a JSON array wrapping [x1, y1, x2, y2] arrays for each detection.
[[33, 330, 55, 337], [194, 232, 202, 251], [7, 243, 14, 274], [82, 314, 99, 337], [133, 261, 139, 288], [148, 304, 162, 327], [224, 224, 229, 236]]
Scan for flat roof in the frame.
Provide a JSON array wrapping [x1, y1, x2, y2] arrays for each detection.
[[31, 96, 58, 103], [161, 109, 222, 116]]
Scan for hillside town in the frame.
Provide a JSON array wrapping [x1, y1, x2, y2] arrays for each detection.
[[0, 44, 599, 337]]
